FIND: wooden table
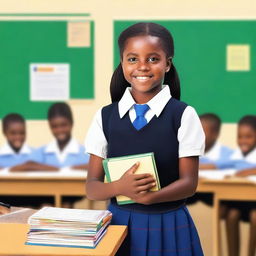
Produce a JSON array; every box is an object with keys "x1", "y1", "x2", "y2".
[
  {"x1": 1, "y1": 170, "x2": 256, "y2": 256},
  {"x1": 0, "y1": 223, "x2": 127, "y2": 256},
  {"x1": 197, "y1": 177, "x2": 256, "y2": 256},
  {"x1": 0, "y1": 170, "x2": 87, "y2": 207}
]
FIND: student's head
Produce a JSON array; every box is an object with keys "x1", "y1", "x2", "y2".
[
  {"x1": 110, "y1": 22, "x2": 180, "y2": 102},
  {"x1": 47, "y1": 103, "x2": 73, "y2": 144},
  {"x1": 237, "y1": 115, "x2": 256, "y2": 155},
  {"x1": 2, "y1": 113, "x2": 26, "y2": 151},
  {"x1": 199, "y1": 113, "x2": 221, "y2": 152}
]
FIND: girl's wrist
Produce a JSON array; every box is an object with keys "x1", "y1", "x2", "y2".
[{"x1": 112, "y1": 180, "x2": 122, "y2": 197}]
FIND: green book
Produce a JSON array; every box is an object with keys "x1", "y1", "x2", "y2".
[{"x1": 103, "y1": 152, "x2": 161, "y2": 205}]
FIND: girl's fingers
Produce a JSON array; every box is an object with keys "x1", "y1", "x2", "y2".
[
  {"x1": 135, "y1": 176, "x2": 155, "y2": 186},
  {"x1": 133, "y1": 173, "x2": 153, "y2": 180},
  {"x1": 136, "y1": 183, "x2": 156, "y2": 193},
  {"x1": 126, "y1": 162, "x2": 140, "y2": 175}
]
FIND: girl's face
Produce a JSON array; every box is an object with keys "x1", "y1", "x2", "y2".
[
  {"x1": 238, "y1": 124, "x2": 256, "y2": 155},
  {"x1": 4, "y1": 122, "x2": 26, "y2": 150},
  {"x1": 49, "y1": 116, "x2": 72, "y2": 143},
  {"x1": 121, "y1": 35, "x2": 171, "y2": 102}
]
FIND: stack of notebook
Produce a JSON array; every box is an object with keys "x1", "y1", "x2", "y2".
[{"x1": 25, "y1": 207, "x2": 112, "y2": 248}]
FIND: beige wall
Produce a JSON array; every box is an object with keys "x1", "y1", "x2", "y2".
[{"x1": 0, "y1": 0, "x2": 253, "y2": 148}]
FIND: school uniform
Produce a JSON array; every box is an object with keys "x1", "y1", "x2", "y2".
[
  {"x1": 215, "y1": 147, "x2": 256, "y2": 170},
  {"x1": 86, "y1": 85, "x2": 205, "y2": 256},
  {"x1": 219, "y1": 147, "x2": 256, "y2": 221},
  {"x1": 31, "y1": 138, "x2": 89, "y2": 168},
  {"x1": 0, "y1": 142, "x2": 34, "y2": 167},
  {"x1": 200, "y1": 142, "x2": 234, "y2": 165}
]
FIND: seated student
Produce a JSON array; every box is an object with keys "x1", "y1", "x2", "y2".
[
  {"x1": 199, "y1": 113, "x2": 234, "y2": 169},
  {"x1": 30, "y1": 102, "x2": 89, "y2": 169},
  {"x1": 187, "y1": 113, "x2": 233, "y2": 206},
  {"x1": 0, "y1": 113, "x2": 34, "y2": 168},
  {"x1": 222, "y1": 115, "x2": 256, "y2": 256},
  {"x1": 0, "y1": 113, "x2": 53, "y2": 207}
]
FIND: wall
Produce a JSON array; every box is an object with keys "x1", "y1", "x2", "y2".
[{"x1": 0, "y1": 0, "x2": 254, "y2": 147}]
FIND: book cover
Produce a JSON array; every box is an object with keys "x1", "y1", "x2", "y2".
[{"x1": 103, "y1": 152, "x2": 161, "y2": 205}]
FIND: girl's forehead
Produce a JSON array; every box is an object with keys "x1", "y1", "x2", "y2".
[{"x1": 123, "y1": 35, "x2": 164, "y2": 53}]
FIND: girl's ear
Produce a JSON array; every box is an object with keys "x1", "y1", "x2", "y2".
[{"x1": 166, "y1": 57, "x2": 172, "y2": 73}]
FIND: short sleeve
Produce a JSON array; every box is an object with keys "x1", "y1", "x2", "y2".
[
  {"x1": 29, "y1": 147, "x2": 45, "y2": 164},
  {"x1": 84, "y1": 108, "x2": 108, "y2": 159},
  {"x1": 178, "y1": 106, "x2": 205, "y2": 158}
]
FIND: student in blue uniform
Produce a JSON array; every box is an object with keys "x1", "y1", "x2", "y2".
[
  {"x1": 199, "y1": 113, "x2": 233, "y2": 168},
  {"x1": 223, "y1": 115, "x2": 256, "y2": 256},
  {"x1": 21, "y1": 102, "x2": 89, "y2": 170},
  {"x1": 0, "y1": 113, "x2": 34, "y2": 168},
  {"x1": 187, "y1": 113, "x2": 234, "y2": 207},
  {"x1": 0, "y1": 113, "x2": 50, "y2": 206},
  {"x1": 85, "y1": 22, "x2": 205, "y2": 256}
]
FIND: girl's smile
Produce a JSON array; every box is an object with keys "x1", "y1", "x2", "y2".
[
  {"x1": 121, "y1": 35, "x2": 170, "y2": 102},
  {"x1": 238, "y1": 124, "x2": 256, "y2": 155}
]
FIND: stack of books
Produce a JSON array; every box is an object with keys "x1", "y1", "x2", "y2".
[{"x1": 25, "y1": 207, "x2": 112, "y2": 248}]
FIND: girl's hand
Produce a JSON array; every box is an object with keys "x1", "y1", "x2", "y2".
[
  {"x1": 132, "y1": 191, "x2": 155, "y2": 205},
  {"x1": 235, "y1": 170, "x2": 252, "y2": 177},
  {"x1": 116, "y1": 162, "x2": 156, "y2": 199}
]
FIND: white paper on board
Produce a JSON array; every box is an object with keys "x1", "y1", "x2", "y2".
[{"x1": 30, "y1": 63, "x2": 70, "y2": 101}]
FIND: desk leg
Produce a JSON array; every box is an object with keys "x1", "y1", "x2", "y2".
[
  {"x1": 54, "y1": 195, "x2": 61, "y2": 207},
  {"x1": 213, "y1": 195, "x2": 221, "y2": 256}
]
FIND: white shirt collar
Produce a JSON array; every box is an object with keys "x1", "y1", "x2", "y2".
[
  {"x1": 118, "y1": 85, "x2": 171, "y2": 118},
  {"x1": 204, "y1": 142, "x2": 221, "y2": 160},
  {"x1": 45, "y1": 138, "x2": 80, "y2": 154},
  {"x1": 231, "y1": 147, "x2": 256, "y2": 164},
  {"x1": 0, "y1": 142, "x2": 31, "y2": 155}
]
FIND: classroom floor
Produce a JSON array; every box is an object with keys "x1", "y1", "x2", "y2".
[{"x1": 75, "y1": 199, "x2": 251, "y2": 256}]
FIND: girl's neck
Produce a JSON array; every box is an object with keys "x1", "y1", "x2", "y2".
[
  {"x1": 57, "y1": 136, "x2": 71, "y2": 152},
  {"x1": 10, "y1": 144, "x2": 21, "y2": 154},
  {"x1": 131, "y1": 87, "x2": 162, "y2": 104}
]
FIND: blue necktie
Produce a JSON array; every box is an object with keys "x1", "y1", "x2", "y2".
[{"x1": 133, "y1": 104, "x2": 150, "y2": 130}]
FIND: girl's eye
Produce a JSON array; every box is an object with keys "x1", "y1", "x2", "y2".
[
  {"x1": 127, "y1": 57, "x2": 137, "y2": 62},
  {"x1": 148, "y1": 57, "x2": 159, "y2": 62}
]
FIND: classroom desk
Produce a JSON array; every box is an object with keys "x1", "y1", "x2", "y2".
[
  {"x1": 1, "y1": 170, "x2": 256, "y2": 256},
  {"x1": 0, "y1": 223, "x2": 127, "y2": 256},
  {"x1": 0, "y1": 170, "x2": 87, "y2": 207},
  {"x1": 197, "y1": 176, "x2": 256, "y2": 256}
]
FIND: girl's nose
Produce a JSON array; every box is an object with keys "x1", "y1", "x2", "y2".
[{"x1": 137, "y1": 61, "x2": 150, "y2": 71}]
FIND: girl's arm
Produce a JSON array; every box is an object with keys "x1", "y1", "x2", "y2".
[
  {"x1": 199, "y1": 163, "x2": 217, "y2": 170},
  {"x1": 235, "y1": 168, "x2": 256, "y2": 177},
  {"x1": 10, "y1": 161, "x2": 59, "y2": 172},
  {"x1": 86, "y1": 154, "x2": 156, "y2": 201},
  {"x1": 133, "y1": 156, "x2": 199, "y2": 205},
  {"x1": 71, "y1": 163, "x2": 89, "y2": 170}
]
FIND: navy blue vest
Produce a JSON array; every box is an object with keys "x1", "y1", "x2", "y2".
[{"x1": 102, "y1": 98, "x2": 188, "y2": 212}]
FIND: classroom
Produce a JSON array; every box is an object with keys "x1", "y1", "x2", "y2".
[{"x1": 0, "y1": 0, "x2": 255, "y2": 256}]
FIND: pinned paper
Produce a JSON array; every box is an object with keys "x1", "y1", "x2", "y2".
[
  {"x1": 226, "y1": 44, "x2": 250, "y2": 71},
  {"x1": 30, "y1": 63, "x2": 70, "y2": 101},
  {"x1": 67, "y1": 21, "x2": 90, "y2": 47}
]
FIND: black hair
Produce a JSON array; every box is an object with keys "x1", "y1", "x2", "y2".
[
  {"x1": 2, "y1": 113, "x2": 25, "y2": 133},
  {"x1": 238, "y1": 115, "x2": 256, "y2": 131},
  {"x1": 47, "y1": 102, "x2": 73, "y2": 124},
  {"x1": 199, "y1": 113, "x2": 221, "y2": 134},
  {"x1": 110, "y1": 22, "x2": 180, "y2": 102}
]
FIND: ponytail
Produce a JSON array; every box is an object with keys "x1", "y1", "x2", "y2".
[
  {"x1": 164, "y1": 63, "x2": 180, "y2": 100},
  {"x1": 110, "y1": 63, "x2": 130, "y2": 102}
]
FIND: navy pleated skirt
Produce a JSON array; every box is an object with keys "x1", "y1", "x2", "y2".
[{"x1": 108, "y1": 203, "x2": 204, "y2": 256}]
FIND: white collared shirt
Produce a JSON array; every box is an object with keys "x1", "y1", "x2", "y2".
[
  {"x1": 0, "y1": 142, "x2": 32, "y2": 155},
  {"x1": 231, "y1": 147, "x2": 256, "y2": 164},
  {"x1": 85, "y1": 85, "x2": 205, "y2": 159},
  {"x1": 45, "y1": 138, "x2": 81, "y2": 163}
]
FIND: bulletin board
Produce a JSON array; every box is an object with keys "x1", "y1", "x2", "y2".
[
  {"x1": 0, "y1": 19, "x2": 94, "y2": 119},
  {"x1": 114, "y1": 20, "x2": 256, "y2": 122}
]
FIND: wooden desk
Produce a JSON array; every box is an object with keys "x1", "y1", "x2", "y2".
[
  {"x1": 197, "y1": 177, "x2": 256, "y2": 256},
  {"x1": 0, "y1": 170, "x2": 87, "y2": 207},
  {"x1": 0, "y1": 223, "x2": 127, "y2": 256}
]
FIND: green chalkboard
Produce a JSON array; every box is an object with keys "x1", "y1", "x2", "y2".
[
  {"x1": 0, "y1": 20, "x2": 94, "y2": 119},
  {"x1": 114, "y1": 20, "x2": 256, "y2": 123}
]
